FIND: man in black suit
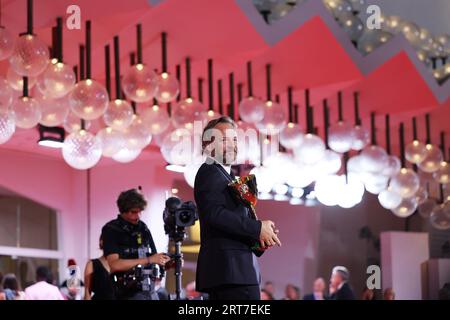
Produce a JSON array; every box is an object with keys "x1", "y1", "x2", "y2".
[
  {"x1": 194, "y1": 116, "x2": 281, "y2": 300},
  {"x1": 328, "y1": 266, "x2": 356, "y2": 300}
]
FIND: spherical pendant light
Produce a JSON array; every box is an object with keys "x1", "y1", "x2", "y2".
[
  {"x1": 418, "y1": 144, "x2": 443, "y2": 173},
  {"x1": 122, "y1": 114, "x2": 152, "y2": 151},
  {"x1": 103, "y1": 99, "x2": 134, "y2": 131},
  {"x1": 62, "y1": 129, "x2": 102, "y2": 170},
  {"x1": 171, "y1": 98, "x2": 207, "y2": 129},
  {"x1": 0, "y1": 27, "x2": 15, "y2": 60},
  {"x1": 9, "y1": 34, "x2": 49, "y2": 77},
  {"x1": 7, "y1": 67, "x2": 37, "y2": 91},
  {"x1": 96, "y1": 127, "x2": 125, "y2": 158},
  {"x1": 239, "y1": 97, "x2": 265, "y2": 124},
  {"x1": 0, "y1": 76, "x2": 13, "y2": 113},
  {"x1": 391, "y1": 197, "x2": 418, "y2": 218},
  {"x1": 0, "y1": 112, "x2": 15, "y2": 144},
  {"x1": 122, "y1": 64, "x2": 157, "y2": 103},
  {"x1": 351, "y1": 125, "x2": 370, "y2": 151},
  {"x1": 389, "y1": 168, "x2": 420, "y2": 198},
  {"x1": 328, "y1": 121, "x2": 354, "y2": 153},
  {"x1": 69, "y1": 79, "x2": 109, "y2": 121},
  {"x1": 36, "y1": 94, "x2": 69, "y2": 127},
  {"x1": 112, "y1": 146, "x2": 141, "y2": 163},
  {"x1": 37, "y1": 61, "x2": 76, "y2": 99},
  {"x1": 63, "y1": 112, "x2": 91, "y2": 133},
  {"x1": 280, "y1": 122, "x2": 304, "y2": 150},
  {"x1": 255, "y1": 100, "x2": 287, "y2": 136},
  {"x1": 294, "y1": 133, "x2": 326, "y2": 165},
  {"x1": 11, "y1": 96, "x2": 41, "y2": 129},
  {"x1": 405, "y1": 140, "x2": 428, "y2": 164},
  {"x1": 154, "y1": 72, "x2": 180, "y2": 103},
  {"x1": 140, "y1": 103, "x2": 171, "y2": 135},
  {"x1": 378, "y1": 188, "x2": 403, "y2": 210}
]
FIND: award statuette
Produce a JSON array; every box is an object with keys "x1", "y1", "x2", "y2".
[{"x1": 228, "y1": 174, "x2": 265, "y2": 252}]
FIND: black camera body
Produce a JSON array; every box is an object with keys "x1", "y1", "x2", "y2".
[{"x1": 163, "y1": 197, "x2": 198, "y2": 242}]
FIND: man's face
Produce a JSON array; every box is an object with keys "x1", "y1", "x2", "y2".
[
  {"x1": 264, "y1": 283, "x2": 274, "y2": 294},
  {"x1": 210, "y1": 122, "x2": 238, "y2": 165},
  {"x1": 121, "y1": 208, "x2": 142, "y2": 225},
  {"x1": 330, "y1": 272, "x2": 342, "y2": 288},
  {"x1": 314, "y1": 278, "x2": 325, "y2": 292}
]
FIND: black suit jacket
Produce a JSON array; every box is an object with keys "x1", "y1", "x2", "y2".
[
  {"x1": 330, "y1": 282, "x2": 356, "y2": 300},
  {"x1": 194, "y1": 160, "x2": 263, "y2": 292}
]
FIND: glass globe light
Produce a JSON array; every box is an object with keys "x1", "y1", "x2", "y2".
[
  {"x1": 429, "y1": 38, "x2": 445, "y2": 58},
  {"x1": 315, "y1": 174, "x2": 342, "y2": 206},
  {"x1": 389, "y1": 168, "x2": 420, "y2": 198},
  {"x1": 62, "y1": 129, "x2": 102, "y2": 170},
  {"x1": 96, "y1": 127, "x2": 125, "y2": 158},
  {"x1": 360, "y1": 145, "x2": 388, "y2": 173},
  {"x1": 418, "y1": 169, "x2": 434, "y2": 185},
  {"x1": 172, "y1": 98, "x2": 207, "y2": 129},
  {"x1": 263, "y1": 152, "x2": 293, "y2": 185},
  {"x1": 160, "y1": 128, "x2": 195, "y2": 165},
  {"x1": 140, "y1": 104, "x2": 171, "y2": 135},
  {"x1": 236, "y1": 121, "x2": 260, "y2": 165},
  {"x1": 152, "y1": 121, "x2": 174, "y2": 147},
  {"x1": 280, "y1": 122, "x2": 304, "y2": 149},
  {"x1": 328, "y1": 121, "x2": 354, "y2": 153},
  {"x1": 204, "y1": 109, "x2": 222, "y2": 123},
  {"x1": 382, "y1": 155, "x2": 401, "y2": 177},
  {"x1": 362, "y1": 173, "x2": 389, "y2": 195},
  {"x1": 337, "y1": 174, "x2": 365, "y2": 208},
  {"x1": 7, "y1": 67, "x2": 37, "y2": 91},
  {"x1": 0, "y1": 27, "x2": 15, "y2": 60},
  {"x1": 69, "y1": 79, "x2": 109, "y2": 120},
  {"x1": 103, "y1": 99, "x2": 134, "y2": 131},
  {"x1": 122, "y1": 114, "x2": 152, "y2": 151},
  {"x1": 9, "y1": 34, "x2": 49, "y2": 77},
  {"x1": 122, "y1": 64, "x2": 156, "y2": 103},
  {"x1": 294, "y1": 133, "x2": 326, "y2": 165},
  {"x1": 383, "y1": 15, "x2": 403, "y2": 34},
  {"x1": 348, "y1": 0, "x2": 366, "y2": 12},
  {"x1": 37, "y1": 61, "x2": 76, "y2": 99},
  {"x1": 405, "y1": 140, "x2": 428, "y2": 164},
  {"x1": 347, "y1": 154, "x2": 364, "y2": 173},
  {"x1": 63, "y1": 112, "x2": 91, "y2": 133},
  {"x1": 255, "y1": 100, "x2": 287, "y2": 136},
  {"x1": 430, "y1": 203, "x2": 450, "y2": 230},
  {"x1": 414, "y1": 186, "x2": 428, "y2": 205},
  {"x1": 238, "y1": 96, "x2": 265, "y2": 124},
  {"x1": 434, "y1": 161, "x2": 450, "y2": 184},
  {"x1": 391, "y1": 197, "x2": 418, "y2": 218},
  {"x1": 351, "y1": 125, "x2": 370, "y2": 150},
  {"x1": 112, "y1": 147, "x2": 142, "y2": 163},
  {"x1": 250, "y1": 166, "x2": 274, "y2": 194},
  {"x1": 323, "y1": 0, "x2": 352, "y2": 18},
  {"x1": 0, "y1": 76, "x2": 13, "y2": 113},
  {"x1": 0, "y1": 113, "x2": 15, "y2": 144},
  {"x1": 337, "y1": 13, "x2": 364, "y2": 41},
  {"x1": 378, "y1": 188, "x2": 403, "y2": 210},
  {"x1": 11, "y1": 96, "x2": 41, "y2": 129},
  {"x1": 418, "y1": 28, "x2": 434, "y2": 51},
  {"x1": 358, "y1": 29, "x2": 393, "y2": 54},
  {"x1": 154, "y1": 72, "x2": 180, "y2": 103},
  {"x1": 399, "y1": 21, "x2": 421, "y2": 46},
  {"x1": 286, "y1": 163, "x2": 317, "y2": 188},
  {"x1": 418, "y1": 198, "x2": 437, "y2": 219},
  {"x1": 314, "y1": 149, "x2": 342, "y2": 177},
  {"x1": 36, "y1": 94, "x2": 70, "y2": 127},
  {"x1": 418, "y1": 144, "x2": 443, "y2": 173}
]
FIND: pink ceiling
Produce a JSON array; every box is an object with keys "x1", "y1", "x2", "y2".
[{"x1": 0, "y1": 0, "x2": 449, "y2": 162}]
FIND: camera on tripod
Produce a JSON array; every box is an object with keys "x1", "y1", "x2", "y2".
[{"x1": 163, "y1": 197, "x2": 198, "y2": 242}]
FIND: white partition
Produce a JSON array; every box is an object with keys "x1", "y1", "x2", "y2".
[{"x1": 380, "y1": 231, "x2": 429, "y2": 300}]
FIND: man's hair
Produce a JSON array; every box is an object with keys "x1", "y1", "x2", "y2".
[
  {"x1": 332, "y1": 266, "x2": 350, "y2": 282},
  {"x1": 201, "y1": 116, "x2": 237, "y2": 152},
  {"x1": 2, "y1": 273, "x2": 19, "y2": 291},
  {"x1": 36, "y1": 266, "x2": 51, "y2": 282},
  {"x1": 117, "y1": 188, "x2": 147, "y2": 214}
]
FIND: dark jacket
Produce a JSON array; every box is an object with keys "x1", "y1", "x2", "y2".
[
  {"x1": 194, "y1": 161, "x2": 263, "y2": 292},
  {"x1": 330, "y1": 282, "x2": 356, "y2": 300}
]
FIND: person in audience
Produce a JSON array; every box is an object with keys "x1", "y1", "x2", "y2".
[
  {"x1": 283, "y1": 284, "x2": 301, "y2": 300},
  {"x1": 328, "y1": 266, "x2": 355, "y2": 300},
  {"x1": 263, "y1": 281, "x2": 276, "y2": 299},
  {"x1": 383, "y1": 287, "x2": 395, "y2": 300},
  {"x1": 25, "y1": 266, "x2": 64, "y2": 300},
  {"x1": 361, "y1": 287, "x2": 376, "y2": 300},
  {"x1": 2, "y1": 273, "x2": 25, "y2": 300},
  {"x1": 61, "y1": 259, "x2": 85, "y2": 300},
  {"x1": 260, "y1": 289, "x2": 274, "y2": 300},
  {"x1": 84, "y1": 235, "x2": 115, "y2": 300},
  {"x1": 0, "y1": 272, "x2": 5, "y2": 300},
  {"x1": 303, "y1": 277, "x2": 327, "y2": 300}
]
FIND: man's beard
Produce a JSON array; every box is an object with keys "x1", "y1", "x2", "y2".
[{"x1": 217, "y1": 150, "x2": 237, "y2": 165}]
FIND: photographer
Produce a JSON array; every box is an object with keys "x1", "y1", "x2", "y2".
[{"x1": 101, "y1": 188, "x2": 171, "y2": 300}]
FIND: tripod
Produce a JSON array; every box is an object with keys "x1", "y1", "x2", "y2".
[{"x1": 173, "y1": 240, "x2": 183, "y2": 300}]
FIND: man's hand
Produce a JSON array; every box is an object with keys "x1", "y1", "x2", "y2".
[
  {"x1": 259, "y1": 220, "x2": 281, "y2": 249},
  {"x1": 148, "y1": 253, "x2": 171, "y2": 266}
]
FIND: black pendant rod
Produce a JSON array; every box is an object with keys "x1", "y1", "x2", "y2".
[
  {"x1": 229, "y1": 73, "x2": 235, "y2": 120},
  {"x1": 275, "y1": 94, "x2": 280, "y2": 103},
  {"x1": 385, "y1": 114, "x2": 391, "y2": 155},
  {"x1": 323, "y1": 99, "x2": 330, "y2": 149},
  {"x1": 207, "y1": 59, "x2": 214, "y2": 110},
  {"x1": 353, "y1": 92, "x2": 361, "y2": 126},
  {"x1": 129, "y1": 52, "x2": 137, "y2": 114},
  {"x1": 73, "y1": 66, "x2": 78, "y2": 82},
  {"x1": 440, "y1": 131, "x2": 446, "y2": 161},
  {"x1": 198, "y1": 78, "x2": 203, "y2": 103},
  {"x1": 185, "y1": 58, "x2": 192, "y2": 98},
  {"x1": 85, "y1": 20, "x2": 92, "y2": 79},
  {"x1": 113, "y1": 36, "x2": 121, "y2": 100},
  {"x1": 287, "y1": 87, "x2": 293, "y2": 123},
  {"x1": 412, "y1": 117, "x2": 418, "y2": 141},
  {"x1": 294, "y1": 103, "x2": 299, "y2": 124},
  {"x1": 176, "y1": 64, "x2": 181, "y2": 102},
  {"x1": 104, "y1": 45, "x2": 111, "y2": 97},
  {"x1": 370, "y1": 112, "x2": 377, "y2": 145},
  {"x1": 79, "y1": 45, "x2": 85, "y2": 81},
  {"x1": 425, "y1": 113, "x2": 431, "y2": 144},
  {"x1": 22, "y1": 77, "x2": 28, "y2": 97},
  {"x1": 161, "y1": 32, "x2": 168, "y2": 73},
  {"x1": 51, "y1": 27, "x2": 57, "y2": 59},
  {"x1": 56, "y1": 17, "x2": 63, "y2": 62},
  {"x1": 218, "y1": 79, "x2": 223, "y2": 115},
  {"x1": 399, "y1": 122, "x2": 406, "y2": 168},
  {"x1": 136, "y1": 24, "x2": 143, "y2": 64},
  {"x1": 27, "y1": 0, "x2": 33, "y2": 35},
  {"x1": 246, "y1": 61, "x2": 253, "y2": 97},
  {"x1": 237, "y1": 83, "x2": 243, "y2": 103},
  {"x1": 338, "y1": 91, "x2": 343, "y2": 122},
  {"x1": 265, "y1": 64, "x2": 272, "y2": 102}
]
